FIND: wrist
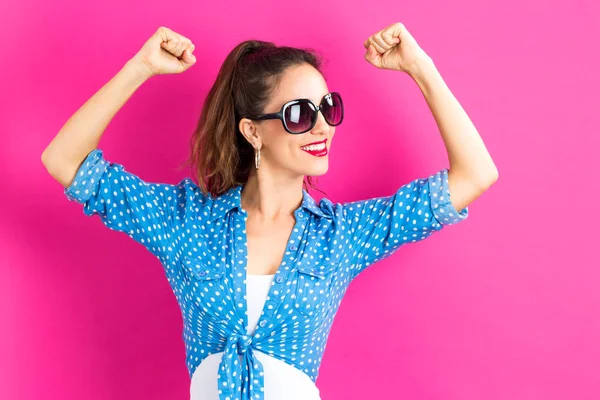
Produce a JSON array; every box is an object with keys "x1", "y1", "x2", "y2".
[
  {"x1": 408, "y1": 56, "x2": 441, "y2": 94},
  {"x1": 124, "y1": 56, "x2": 154, "y2": 84}
]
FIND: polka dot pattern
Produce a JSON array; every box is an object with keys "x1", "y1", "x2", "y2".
[{"x1": 64, "y1": 148, "x2": 469, "y2": 400}]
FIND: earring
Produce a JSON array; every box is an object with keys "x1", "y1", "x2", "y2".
[{"x1": 255, "y1": 146, "x2": 261, "y2": 169}]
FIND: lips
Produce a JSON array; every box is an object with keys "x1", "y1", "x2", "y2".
[
  {"x1": 300, "y1": 138, "x2": 328, "y2": 157},
  {"x1": 302, "y1": 147, "x2": 328, "y2": 157},
  {"x1": 300, "y1": 144, "x2": 328, "y2": 157},
  {"x1": 301, "y1": 139, "x2": 327, "y2": 147}
]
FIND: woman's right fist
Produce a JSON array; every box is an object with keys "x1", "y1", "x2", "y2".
[{"x1": 132, "y1": 26, "x2": 196, "y2": 77}]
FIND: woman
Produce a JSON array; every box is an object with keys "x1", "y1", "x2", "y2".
[{"x1": 42, "y1": 23, "x2": 497, "y2": 400}]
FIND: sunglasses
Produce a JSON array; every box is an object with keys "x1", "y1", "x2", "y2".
[{"x1": 245, "y1": 92, "x2": 344, "y2": 134}]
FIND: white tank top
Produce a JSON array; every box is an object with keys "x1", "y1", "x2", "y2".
[{"x1": 189, "y1": 273, "x2": 322, "y2": 400}]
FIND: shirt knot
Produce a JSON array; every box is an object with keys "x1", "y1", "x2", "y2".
[
  {"x1": 219, "y1": 332, "x2": 264, "y2": 400},
  {"x1": 233, "y1": 333, "x2": 253, "y2": 355}
]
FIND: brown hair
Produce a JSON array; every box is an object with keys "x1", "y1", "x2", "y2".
[{"x1": 178, "y1": 39, "x2": 328, "y2": 199}]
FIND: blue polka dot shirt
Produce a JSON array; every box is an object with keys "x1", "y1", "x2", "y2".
[{"x1": 64, "y1": 148, "x2": 469, "y2": 400}]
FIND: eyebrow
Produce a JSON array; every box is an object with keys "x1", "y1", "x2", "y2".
[{"x1": 289, "y1": 92, "x2": 331, "y2": 105}]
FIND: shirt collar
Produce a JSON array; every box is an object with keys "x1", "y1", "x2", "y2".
[{"x1": 208, "y1": 184, "x2": 331, "y2": 222}]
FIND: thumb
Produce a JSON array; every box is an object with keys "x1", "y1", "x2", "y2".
[
  {"x1": 186, "y1": 49, "x2": 196, "y2": 62},
  {"x1": 182, "y1": 49, "x2": 197, "y2": 67}
]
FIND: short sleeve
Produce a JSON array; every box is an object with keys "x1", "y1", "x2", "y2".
[
  {"x1": 341, "y1": 168, "x2": 469, "y2": 280},
  {"x1": 64, "y1": 148, "x2": 186, "y2": 258}
]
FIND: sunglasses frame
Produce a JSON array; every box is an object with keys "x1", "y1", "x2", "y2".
[{"x1": 245, "y1": 92, "x2": 344, "y2": 134}]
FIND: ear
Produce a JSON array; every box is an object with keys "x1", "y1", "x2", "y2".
[{"x1": 238, "y1": 118, "x2": 262, "y2": 148}]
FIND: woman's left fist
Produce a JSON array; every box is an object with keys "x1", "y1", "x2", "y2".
[{"x1": 363, "y1": 22, "x2": 430, "y2": 74}]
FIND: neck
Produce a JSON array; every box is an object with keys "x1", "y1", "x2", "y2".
[{"x1": 241, "y1": 170, "x2": 305, "y2": 222}]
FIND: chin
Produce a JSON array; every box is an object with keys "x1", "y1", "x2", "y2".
[{"x1": 302, "y1": 165, "x2": 329, "y2": 177}]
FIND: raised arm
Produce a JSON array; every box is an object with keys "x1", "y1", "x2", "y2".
[
  {"x1": 41, "y1": 26, "x2": 199, "y2": 261},
  {"x1": 41, "y1": 26, "x2": 196, "y2": 184},
  {"x1": 41, "y1": 59, "x2": 150, "y2": 186}
]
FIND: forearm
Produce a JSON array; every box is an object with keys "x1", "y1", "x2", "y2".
[
  {"x1": 42, "y1": 58, "x2": 151, "y2": 183},
  {"x1": 409, "y1": 58, "x2": 498, "y2": 186}
]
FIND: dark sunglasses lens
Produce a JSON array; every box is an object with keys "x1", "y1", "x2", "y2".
[
  {"x1": 283, "y1": 94, "x2": 344, "y2": 133},
  {"x1": 284, "y1": 102, "x2": 316, "y2": 133},
  {"x1": 322, "y1": 93, "x2": 343, "y2": 125}
]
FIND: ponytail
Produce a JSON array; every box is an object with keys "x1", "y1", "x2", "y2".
[{"x1": 178, "y1": 39, "x2": 325, "y2": 198}]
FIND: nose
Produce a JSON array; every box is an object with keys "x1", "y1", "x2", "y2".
[{"x1": 311, "y1": 109, "x2": 330, "y2": 133}]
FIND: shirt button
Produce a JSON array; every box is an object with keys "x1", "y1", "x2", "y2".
[
  {"x1": 198, "y1": 271, "x2": 207, "y2": 276},
  {"x1": 298, "y1": 211, "x2": 304, "y2": 218},
  {"x1": 259, "y1": 320, "x2": 267, "y2": 327},
  {"x1": 289, "y1": 245, "x2": 297, "y2": 251},
  {"x1": 275, "y1": 276, "x2": 284, "y2": 283}
]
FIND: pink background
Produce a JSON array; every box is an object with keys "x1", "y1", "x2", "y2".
[{"x1": 1, "y1": 0, "x2": 598, "y2": 399}]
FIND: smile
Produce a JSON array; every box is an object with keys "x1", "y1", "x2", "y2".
[{"x1": 300, "y1": 140, "x2": 328, "y2": 157}]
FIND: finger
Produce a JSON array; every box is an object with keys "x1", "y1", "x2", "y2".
[
  {"x1": 366, "y1": 45, "x2": 381, "y2": 67},
  {"x1": 161, "y1": 33, "x2": 192, "y2": 58},
  {"x1": 375, "y1": 32, "x2": 396, "y2": 51},
  {"x1": 369, "y1": 36, "x2": 387, "y2": 54},
  {"x1": 364, "y1": 36, "x2": 379, "y2": 50},
  {"x1": 157, "y1": 26, "x2": 178, "y2": 45},
  {"x1": 160, "y1": 35, "x2": 180, "y2": 54},
  {"x1": 158, "y1": 26, "x2": 191, "y2": 58},
  {"x1": 173, "y1": 36, "x2": 191, "y2": 58},
  {"x1": 365, "y1": 44, "x2": 377, "y2": 62},
  {"x1": 179, "y1": 36, "x2": 195, "y2": 57},
  {"x1": 172, "y1": 37, "x2": 189, "y2": 57},
  {"x1": 381, "y1": 31, "x2": 399, "y2": 47},
  {"x1": 186, "y1": 43, "x2": 195, "y2": 58}
]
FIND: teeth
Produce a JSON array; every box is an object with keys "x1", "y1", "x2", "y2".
[{"x1": 301, "y1": 143, "x2": 326, "y2": 151}]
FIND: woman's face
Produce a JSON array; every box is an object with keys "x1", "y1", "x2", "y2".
[{"x1": 240, "y1": 63, "x2": 336, "y2": 180}]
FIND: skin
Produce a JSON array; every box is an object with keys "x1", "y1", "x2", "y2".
[
  {"x1": 41, "y1": 26, "x2": 197, "y2": 187},
  {"x1": 237, "y1": 63, "x2": 335, "y2": 275},
  {"x1": 43, "y1": 24, "x2": 497, "y2": 276},
  {"x1": 41, "y1": 25, "x2": 331, "y2": 276}
]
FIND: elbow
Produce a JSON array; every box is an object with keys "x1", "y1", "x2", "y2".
[
  {"x1": 41, "y1": 150, "x2": 75, "y2": 189},
  {"x1": 41, "y1": 149, "x2": 53, "y2": 173},
  {"x1": 41, "y1": 146, "x2": 59, "y2": 171},
  {"x1": 451, "y1": 165, "x2": 499, "y2": 192},
  {"x1": 478, "y1": 168, "x2": 499, "y2": 190},
  {"x1": 41, "y1": 149, "x2": 59, "y2": 176},
  {"x1": 488, "y1": 166, "x2": 499, "y2": 183}
]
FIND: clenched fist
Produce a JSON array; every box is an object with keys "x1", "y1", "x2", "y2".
[
  {"x1": 363, "y1": 22, "x2": 430, "y2": 75},
  {"x1": 131, "y1": 26, "x2": 196, "y2": 78}
]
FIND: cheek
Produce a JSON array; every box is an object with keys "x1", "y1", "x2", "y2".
[{"x1": 265, "y1": 140, "x2": 301, "y2": 161}]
